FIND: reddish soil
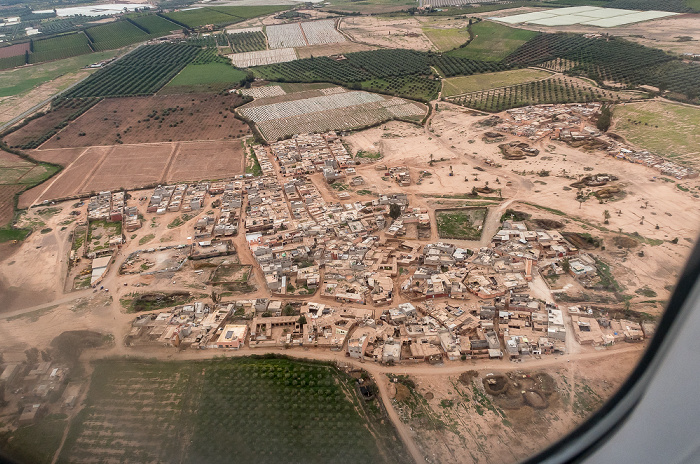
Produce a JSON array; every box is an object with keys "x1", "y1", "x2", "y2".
[
  {"x1": 23, "y1": 147, "x2": 86, "y2": 167},
  {"x1": 0, "y1": 184, "x2": 24, "y2": 225},
  {"x1": 165, "y1": 140, "x2": 245, "y2": 182},
  {"x1": 19, "y1": 140, "x2": 245, "y2": 206},
  {"x1": 42, "y1": 93, "x2": 251, "y2": 148},
  {"x1": 3, "y1": 105, "x2": 77, "y2": 148},
  {"x1": 0, "y1": 42, "x2": 30, "y2": 59}
]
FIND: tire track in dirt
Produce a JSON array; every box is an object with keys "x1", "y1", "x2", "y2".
[
  {"x1": 160, "y1": 142, "x2": 181, "y2": 183},
  {"x1": 30, "y1": 146, "x2": 92, "y2": 207}
]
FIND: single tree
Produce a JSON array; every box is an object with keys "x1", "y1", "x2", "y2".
[
  {"x1": 389, "y1": 203, "x2": 401, "y2": 220},
  {"x1": 562, "y1": 258, "x2": 571, "y2": 274}
]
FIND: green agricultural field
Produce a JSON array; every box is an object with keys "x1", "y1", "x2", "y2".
[
  {"x1": 324, "y1": 0, "x2": 415, "y2": 13},
  {"x1": 229, "y1": 30, "x2": 267, "y2": 53},
  {"x1": 0, "y1": 162, "x2": 59, "y2": 185},
  {"x1": 54, "y1": 357, "x2": 409, "y2": 464},
  {"x1": 442, "y1": 68, "x2": 552, "y2": 97},
  {"x1": 0, "y1": 51, "x2": 119, "y2": 98},
  {"x1": 422, "y1": 25, "x2": 470, "y2": 52},
  {"x1": 0, "y1": 55, "x2": 26, "y2": 71},
  {"x1": 613, "y1": 101, "x2": 700, "y2": 166},
  {"x1": 447, "y1": 21, "x2": 538, "y2": 61},
  {"x1": 164, "y1": 62, "x2": 250, "y2": 93},
  {"x1": 359, "y1": 75, "x2": 441, "y2": 102},
  {"x1": 86, "y1": 20, "x2": 150, "y2": 51},
  {"x1": 436, "y1": 207, "x2": 488, "y2": 240},
  {"x1": 128, "y1": 14, "x2": 181, "y2": 37},
  {"x1": 162, "y1": 6, "x2": 288, "y2": 30},
  {"x1": 64, "y1": 44, "x2": 200, "y2": 98},
  {"x1": 448, "y1": 76, "x2": 611, "y2": 112},
  {"x1": 29, "y1": 32, "x2": 94, "y2": 63},
  {"x1": 209, "y1": 5, "x2": 290, "y2": 19},
  {"x1": 0, "y1": 414, "x2": 67, "y2": 464}
]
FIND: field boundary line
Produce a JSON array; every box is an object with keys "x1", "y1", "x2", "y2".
[
  {"x1": 13, "y1": 165, "x2": 38, "y2": 184},
  {"x1": 37, "y1": 97, "x2": 104, "y2": 150},
  {"x1": 37, "y1": 136, "x2": 250, "y2": 151},
  {"x1": 75, "y1": 146, "x2": 113, "y2": 195},
  {"x1": 297, "y1": 22, "x2": 310, "y2": 46},
  {"x1": 30, "y1": 147, "x2": 92, "y2": 207}
]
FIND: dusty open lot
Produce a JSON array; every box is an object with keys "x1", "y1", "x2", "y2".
[
  {"x1": 392, "y1": 347, "x2": 642, "y2": 464},
  {"x1": 340, "y1": 16, "x2": 436, "y2": 51},
  {"x1": 294, "y1": 41, "x2": 377, "y2": 59},
  {"x1": 39, "y1": 93, "x2": 250, "y2": 148},
  {"x1": 18, "y1": 140, "x2": 245, "y2": 206}
]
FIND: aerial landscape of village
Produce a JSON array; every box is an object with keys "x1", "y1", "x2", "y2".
[{"x1": 0, "y1": 0, "x2": 698, "y2": 462}]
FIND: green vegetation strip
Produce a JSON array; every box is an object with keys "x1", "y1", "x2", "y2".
[
  {"x1": 436, "y1": 208, "x2": 487, "y2": 240},
  {"x1": 447, "y1": 21, "x2": 538, "y2": 62}
]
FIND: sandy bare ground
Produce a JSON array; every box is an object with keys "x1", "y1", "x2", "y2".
[
  {"x1": 398, "y1": 347, "x2": 642, "y2": 464},
  {"x1": 226, "y1": 8, "x2": 336, "y2": 29},
  {"x1": 295, "y1": 41, "x2": 376, "y2": 59},
  {"x1": 0, "y1": 93, "x2": 694, "y2": 464},
  {"x1": 343, "y1": 104, "x2": 699, "y2": 305},
  {"x1": 340, "y1": 16, "x2": 436, "y2": 51},
  {"x1": 18, "y1": 140, "x2": 246, "y2": 207}
]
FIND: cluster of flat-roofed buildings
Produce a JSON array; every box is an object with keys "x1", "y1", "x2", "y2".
[
  {"x1": 87, "y1": 190, "x2": 125, "y2": 223},
  {"x1": 147, "y1": 182, "x2": 211, "y2": 214},
  {"x1": 245, "y1": 135, "x2": 426, "y2": 298},
  {"x1": 114, "y1": 128, "x2": 654, "y2": 364},
  {"x1": 607, "y1": 146, "x2": 697, "y2": 179},
  {"x1": 496, "y1": 103, "x2": 603, "y2": 141},
  {"x1": 0, "y1": 361, "x2": 72, "y2": 426},
  {"x1": 128, "y1": 207, "x2": 651, "y2": 362},
  {"x1": 493, "y1": 103, "x2": 696, "y2": 179},
  {"x1": 270, "y1": 132, "x2": 352, "y2": 178}
]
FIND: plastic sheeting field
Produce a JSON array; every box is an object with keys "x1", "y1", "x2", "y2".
[
  {"x1": 238, "y1": 88, "x2": 425, "y2": 140},
  {"x1": 228, "y1": 48, "x2": 297, "y2": 67},
  {"x1": 492, "y1": 6, "x2": 677, "y2": 28},
  {"x1": 266, "y1": 19, "x2": 346, "y2": 49}
]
